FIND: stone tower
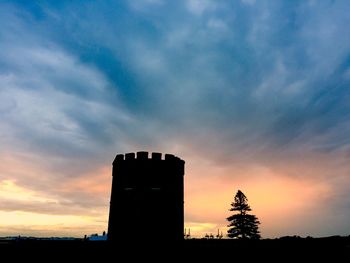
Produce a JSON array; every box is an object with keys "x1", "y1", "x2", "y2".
[{"x1": 107, "y1": 151, "x2": 185, "y2": 242}]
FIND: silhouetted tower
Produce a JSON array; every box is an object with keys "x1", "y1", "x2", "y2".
[{"x1": 107, "y1": 151, "x2": 185, "y2": 242}]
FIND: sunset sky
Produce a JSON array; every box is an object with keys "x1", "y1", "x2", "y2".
[{"x1": 0, "y1": 0, "x2": 350, "y2": 238}]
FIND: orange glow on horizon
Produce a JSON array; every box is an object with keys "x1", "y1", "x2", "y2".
[
  {"x1": 185, "y1": 159, "x2": 332, "y2": 238},
  {"x1": 0, "y1": 153, "x2": 110, "y2": 237},
  {"x1": 0, "y1": 151, "x2": 338, "y2": 238},
  {"x1": 58, "y1": 166, "x2": 112, "y2": 194}
]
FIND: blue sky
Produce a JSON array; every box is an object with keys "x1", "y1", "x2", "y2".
[{"x1": 0, "y1": 0, "x2": 350, "y2": 237}]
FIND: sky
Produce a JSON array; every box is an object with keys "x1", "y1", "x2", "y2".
[{"x1": 0, "y1": 0, "x2": 350, "y2": 238}]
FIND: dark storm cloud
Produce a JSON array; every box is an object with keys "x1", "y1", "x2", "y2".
[{"x1": 1, "y1": 0, "x2": 349, "y2": 169}]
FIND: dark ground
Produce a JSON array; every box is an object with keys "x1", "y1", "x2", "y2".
[{"x1": 1, "y1": 236, "x2": 350, "y2": 261}]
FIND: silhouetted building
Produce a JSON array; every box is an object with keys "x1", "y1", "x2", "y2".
[{"x1": 107, "y1": 151, "x2": 185, "y2": 242}]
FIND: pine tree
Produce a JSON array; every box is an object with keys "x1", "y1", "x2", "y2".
[{"x1": 227, "y1": 190, "x2": 261, "y2": 239}]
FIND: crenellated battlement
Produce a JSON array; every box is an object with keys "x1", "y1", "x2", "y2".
[{"x1": 113, "y1": 151, "x2": 184, "y2": 164}]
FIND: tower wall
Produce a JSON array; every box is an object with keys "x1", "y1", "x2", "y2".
[{"x1": 107, "y1": 151, "x2": 185, "y2": 242}]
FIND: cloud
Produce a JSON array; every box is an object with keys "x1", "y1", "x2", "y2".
[
  {"x1": 241, "y1": 0, "x2": 256, "y2": 5},
  {"x1": 186, "y1": 0, "x2": 218, "y2": 16}
]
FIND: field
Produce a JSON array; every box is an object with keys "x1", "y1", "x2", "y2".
[{"x1": 1, "y1": 236, "x2": 349, "y2": 260}]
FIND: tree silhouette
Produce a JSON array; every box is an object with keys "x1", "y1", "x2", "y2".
[{"x1": 227, "y1": 190, "x2": 261, "y2": 239}]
